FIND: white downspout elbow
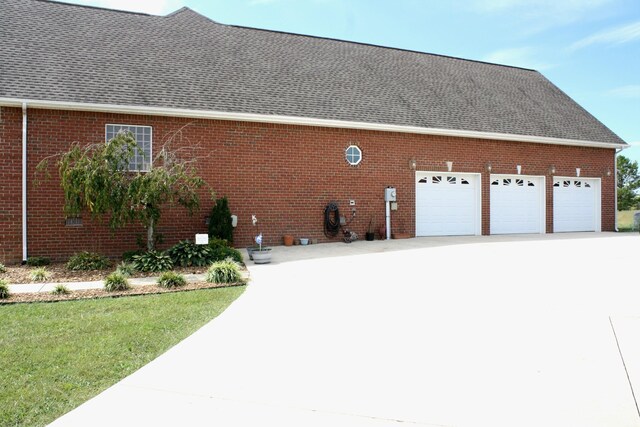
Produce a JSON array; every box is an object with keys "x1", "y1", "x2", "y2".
[{"x1": 22, "y1": 102, "x2": 28, "y2": 262}]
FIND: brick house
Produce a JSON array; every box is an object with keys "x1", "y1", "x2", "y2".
[{"x1": 0, "y1": 0, "x2": 628, "y2": 264}]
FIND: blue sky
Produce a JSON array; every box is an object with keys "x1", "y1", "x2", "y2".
[{"x1": 65, "y1": 0, "x2": 639, "y2": 162}]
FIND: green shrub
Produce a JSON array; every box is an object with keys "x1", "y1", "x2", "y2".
[
  {"x1": 206, "y1": 259, "x2": 243, "y2": 284},
  {"x1": 132, "y1": 251, "x2": 174, "y2": 272},
  {"x1": 51, "y1": 284, "x2": 70, "y2": 295},
  {"x1": 208, "y1": 197, "x2": 234, "y2": 243},
  {"x1": 115, "y1": 261, "x2": 135, "y2": 277},
  {"x1": 26, "y1": 256, "x2": 50, "y2": 267},
  {"x1": 66, "y1": 251, "x2": 111, "y2": 271},
  {"x1": 104, "y1": 272, "x2": 130, "y2": 292},
  {"x1": 30, "y1": 267, "x2": 50, "y2": 282},
  {"x1": 208, "y1": 240, "x2": 243, "y2": 264},
  {"x1": 0, "y1": 263, "x2": 6, "y2": 273},
  {"x1": 0, "y1": 279, "x2": 9, "y2": 299},
  {"x1": 157, "y1": 271, "x2": 187, "y2": 288},
  {"x1": 167, "y1": 240, "x2": 214, "y2": 267},
  {"x1": 209, "y1": 237, "x2": 231, "y2": 248},
  {"x1": 122, "y1": 250, "x2": 144, "y2": 262}
]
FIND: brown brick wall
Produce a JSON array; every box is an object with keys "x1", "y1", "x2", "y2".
[
  {"x1": 0, "y1": 107, "x2": 617, "y2": 264},
  {"x1": 0, "y1": 107, "x2": 24, "y2": 263}
]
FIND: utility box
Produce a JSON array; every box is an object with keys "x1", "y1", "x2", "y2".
[{"x1": 385, "y1": 187, "x2": 397, "y2": 202}]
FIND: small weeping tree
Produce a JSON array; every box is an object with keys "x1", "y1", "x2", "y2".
[{"x1": 36, "y1": 129, "x2": 210, "y2": 251}]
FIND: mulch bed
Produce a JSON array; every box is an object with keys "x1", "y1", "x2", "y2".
[
  {"x1": 0, "y1": 281, "x2": 245, "y2": 305},
  {"x1": 1, "y1": 263, "x2": 210, "y2": 285}
]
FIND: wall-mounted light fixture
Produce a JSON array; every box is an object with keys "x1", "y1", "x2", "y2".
[
  {"x1": 606, "y1": 168, "x2": 612, "y2": 177},
  {"x1": 576, "y1": 168, "x2": 581, "y2": 177},
  {"x1": 516, "y1": 165, "x2": 522, "y2": 175},
  {"x1": 446, "y1": 161, "x2": 453, "y2": 172},
  {"x1": 409, "y1": 158, "x2": 417, "y2": 170},
  {"x1": 549, "y1": 165, "x2": 556, "y2": 175},
  {"x1": 485, "y1": 162, "x2": 492, "y2": 173}
]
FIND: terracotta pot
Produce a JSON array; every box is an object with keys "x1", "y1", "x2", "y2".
[
  {"x1": 392, "y1": 232, "x2": 411, "y2": 239},
  {"x1": 283, "y1": 235, "x2": 294, "y2": 246}
]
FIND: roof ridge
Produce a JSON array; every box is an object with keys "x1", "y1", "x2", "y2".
[
  {"x1": 227, "y1": 24, "x2": 538, "y2": 73},
  {"x1": 165, "y1": 6, "x2": 221, "y2": 24},
  {"x1": 165, "y1": 6, "x2": 191, "y2": 17},
  {"x1": 34, "y1": 0, "x2": 154, "y2": 16},
  {"x1": 36, "y1": 0, "x2": 534, "y2": 72}
]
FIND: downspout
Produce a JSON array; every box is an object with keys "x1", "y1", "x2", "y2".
[
  {"x1": 22, "y1": 102, "x2": 27, "y2": 262},
  {"x1": 615, "y1": 148, "x2": 622, "y2": 232}
]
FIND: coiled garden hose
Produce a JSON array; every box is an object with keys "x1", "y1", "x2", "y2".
[{"x1": 324, "y1": 202, "x2": 341, "y2": 238}]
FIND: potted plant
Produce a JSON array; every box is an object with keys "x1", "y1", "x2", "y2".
[
  {"x1": 250, "y1": 215, "x2": 272, "y2": 264},
  {"x1": 391, "y1": 219, "x2": 411, "y2": 239},
  {"x1": 365, "y1": 217, "x2": 375, "y2": 241}
]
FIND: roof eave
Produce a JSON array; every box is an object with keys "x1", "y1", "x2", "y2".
[{"x1": 0, "y1": 97, "x2": 628, "y2": 150}]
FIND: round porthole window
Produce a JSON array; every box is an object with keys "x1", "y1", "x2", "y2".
[{"x1": 345, "y1": 145, "x2": 362, "y2": 166}]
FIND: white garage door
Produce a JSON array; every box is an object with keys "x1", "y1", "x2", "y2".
[
  {"x1": 415, "y1": 172, "x2": 481, "y2": 236},
  {"x1": 553, "y1": 178, "x2": 601, "y2": 232},
  {"x1": 490, "y1": 175, "x2": 545, "y2": 234}
]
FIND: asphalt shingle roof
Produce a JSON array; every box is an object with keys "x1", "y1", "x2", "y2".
[{"x1": 0, "y1": 0, "x2": 627, "y2": 146}]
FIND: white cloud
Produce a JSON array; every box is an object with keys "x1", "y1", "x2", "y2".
[
  {"x1": 473, "y1": 0, "x2": 613, "y2": 32},
  {"x1": 571, "y1": 21, "x2": 640, "y2": 50},
  {"x1": 475, "y1": 0, "x2": 610, "y2": 12},
  {"x1": 482, "y1": 47, "x2": 552, "y2": 70},
  {"x1": 607, "y1": 85, "x2": 640, "y2": 99},
  {"x1": 62, "y1": 0, "x2": 182, "y2": 15}
]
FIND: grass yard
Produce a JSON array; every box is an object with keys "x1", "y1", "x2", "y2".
[
  {"x1": 0, "y1": 286, "x2": 245, "y2": 426},
  {"x1": 617, "y1": 209, "x2": 640, "y2": 230}
]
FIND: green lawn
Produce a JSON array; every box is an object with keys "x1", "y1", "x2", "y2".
[
  {"x1": 0, "y1": 287, "x2": 245, "y2": 426},
  {"x1": 618, "y1": 209, "x2": 640, "y2": 230}
]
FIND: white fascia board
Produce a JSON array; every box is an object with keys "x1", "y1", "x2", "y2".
[{"x1": 0, "y1": 97, "x2": 628, "y2": 150}]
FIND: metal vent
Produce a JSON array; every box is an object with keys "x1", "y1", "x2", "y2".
[{"x1": 65, "y1": 217, "x2": 82, "y2": 227}]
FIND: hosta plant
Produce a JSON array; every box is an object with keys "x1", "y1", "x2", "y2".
[
  {"x1": 66, "y1": 251, "x2": 111, "y2": 271},
  {"x1": 26, "y1": 256, "x2": 50, "y2": 267},
  {"x1": 115, "y1": 261, "x2": 135, "y2": 277},
  {"x1": 132, "y1": 251, "x2": 173, "y2": 272},
  {"x1": 167, "y1": 240, "x2": 213, "y2": 267}
]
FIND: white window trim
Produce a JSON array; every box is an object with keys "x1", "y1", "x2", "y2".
[
  {"x1": 105, "y1": 123, "x2": 153, "y2": 172},
  {"x1": 345, "y1": 145, "x2": 362, "y2": 166}
]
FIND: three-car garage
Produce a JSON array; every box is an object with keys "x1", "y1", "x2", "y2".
[{"x1": 415, "y1": 172, "x2": 601, "y2": 236}]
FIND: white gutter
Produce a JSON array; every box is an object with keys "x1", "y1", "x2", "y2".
[
  {"x1": 21, "y1": 102, "x2": 27, "y2": 262},
  {"x1": 0, "y1": 97, "x2": 629, "y2": 150}
]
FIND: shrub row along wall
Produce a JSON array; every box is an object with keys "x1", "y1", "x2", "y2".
[{"x1": 0, "y1": 107, "x2": 616, "y2": 263}]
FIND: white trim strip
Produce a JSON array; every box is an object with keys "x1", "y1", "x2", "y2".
[{"x1": 0, "y1": 97, "x2": 628, "y2": 150}]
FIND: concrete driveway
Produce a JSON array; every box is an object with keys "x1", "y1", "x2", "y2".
[{"x1": 50, "y1": 233, "x2": 640, "y2": 426}]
